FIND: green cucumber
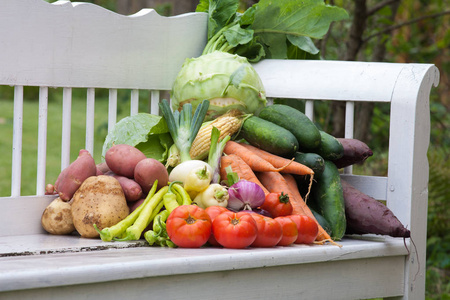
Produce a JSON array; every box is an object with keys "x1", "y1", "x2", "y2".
[
  {"x1": 311, "y1": 160, "x2": 346, "y2": 240},
  {"x1": 258, "y1": 104, "x2": 321, "y2": 152},
  {"x1": 310, "y1": 208, "x2": 332, "y2": 236},
  {"x1": 240, "y1": 116, "x2": 299, "y2": 157},
  {"x1": 294, "y1": 152, "x2": 325, "y2": 176},
  {"x1": 314, "y1": 130, "x2": 344, "y2": 160}
]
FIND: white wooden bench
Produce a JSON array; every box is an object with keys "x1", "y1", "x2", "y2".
[{"x1": 0, "y1": 0, "x2": 440, "y2": 299}]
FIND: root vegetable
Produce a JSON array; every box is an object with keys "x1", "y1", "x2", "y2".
[
  {"x1": 71, "y1": 175, "x2": 130, "y2": 238},
  {"x1": 333, "y1": 138, "x2": 373, "y2": 169},
  {"x1": 341, "y1": 179, "x2": 410, "y2": 238},
  {"x1": 105, "y1": 144, "x2": 146, "y2": 178},
  {"x1": 41, "y1": 197, "x2": 75, "y2": 235},
  {"x1": 54, "y1": 149, "x2": 97, "y2": 201},
  {"x1": 134, "y1": 158, "x2": 169, "y2": 194},
  {"x1": 112, "y1": 175, "x2": 143, "y2": 202},
  {"x1": 96, "y1": 162, "x2": 111, "y2": 174}
]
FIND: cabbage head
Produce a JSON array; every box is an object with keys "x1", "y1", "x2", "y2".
[{"x1": 171, "y1": 51, "x2": 266, "y2": 120}]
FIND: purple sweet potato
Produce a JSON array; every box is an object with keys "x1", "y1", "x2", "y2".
[
  {"x1": 333, "y1": 138, "x2": 373, "y2": 169},
  {"x1": 105, "y1": 144, "x2": 146, "y2": 178},
  {"x1": 134, "y1": 158, "x2": 169, "y2": 194},
  {"x1": 341, "y1": 179, "x2": 410, "y2": 238},
  {"x1": 54, "y1": 149, "x2": 97, "y2": 201},
  {"x1": 112, "y1": 175, "x2": 143, "y2": 202}
]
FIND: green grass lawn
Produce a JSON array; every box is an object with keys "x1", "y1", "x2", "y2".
[{"x1": 0, "y1": 92, "x2": 131, "y2": 197}]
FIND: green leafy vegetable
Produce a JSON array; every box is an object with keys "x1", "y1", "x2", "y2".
[
  {"x1": 171, "y1": 0, "x2": 348, "y2": 116},
  {"x1": 102, "y1": 113, "x2": 172, "y2": 163},
  {"x1": 197, "y1": 0, "x2": 349, "y2": 61}
]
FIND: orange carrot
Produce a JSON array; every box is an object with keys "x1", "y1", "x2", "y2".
[
  {"x1": 224, "y1": 141, "x2": 292, "y2": 172},
  {"x1": 257, "y1": 171, "x2": 336, "y2": 244},
  {"x1": 220, "y1": 154, "x2": 270, "y2": 195},
  {"x1": 238, "y1": 143, "x2": 314, "y2": 176}
]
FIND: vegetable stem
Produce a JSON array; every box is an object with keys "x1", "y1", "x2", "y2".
[
  {"x1": 114, "y1": 186, "x2": 169, "y2": 241},
  {"x1": 159, "y1": 99, "x2": 210, "y2": 163},
  {"x1": 93, "y1": 181, "x2": 159, "y2": 242}
]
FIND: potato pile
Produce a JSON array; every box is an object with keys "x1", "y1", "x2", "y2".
[{"x1": 41, "y1": 145, "x2": 169, "y2": 238}]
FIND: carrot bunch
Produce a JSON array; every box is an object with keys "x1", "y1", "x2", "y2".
[{"x1": 220, "y1": 141, "x2": 337, "y2": 245}]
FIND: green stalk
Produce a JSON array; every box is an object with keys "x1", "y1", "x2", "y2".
[
  {"x1": 159, "y1": 99, "x2": 210, "y2": 162},
  {"x1": 202, "y1": 25, "x2": 230, "y2": 55},
  {"x1": 114, "y1": 186, "x2": 169, "y2": 241},
  {"x1": 207, "y1": 126, "x2": 231, "y2": 184}
]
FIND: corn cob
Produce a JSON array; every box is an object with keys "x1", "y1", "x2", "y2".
[{"x1": 190, "y1": 110, "x2": 245, "y2": 160}]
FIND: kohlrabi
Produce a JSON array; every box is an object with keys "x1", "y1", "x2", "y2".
[
  {"x1": 171, "y1": 51, "x2": 267, "y2": 120},
  {"x1": 170, "y1": 0, "x2": 348, "y2": 117}
]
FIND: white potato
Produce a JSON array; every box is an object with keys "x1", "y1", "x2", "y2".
[{"x1": 71, "y1": 175, "x2": 129, "y2": 238}]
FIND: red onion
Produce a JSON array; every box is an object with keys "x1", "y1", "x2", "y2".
[{"x1": 227, "y1": 180, "x2": 266, "y2": 212}]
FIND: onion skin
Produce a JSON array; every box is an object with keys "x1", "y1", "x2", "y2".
[{"x1": 227, "y1": 180, "x2": 266, "y2": 212}]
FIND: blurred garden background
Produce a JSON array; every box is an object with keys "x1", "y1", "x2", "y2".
[{"x1": 0, "y1": 0, "x2": 448, "y2": 298}]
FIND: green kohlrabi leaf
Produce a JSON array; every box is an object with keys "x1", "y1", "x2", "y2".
[
  {"x1": 223, "y1": 24, "x2": 254, "y2": 48},
  {"x1": 196, "y1": 0, "x2": 240, "y2": 39},
  {"x1": 287, "y1": 35, "x2": 320, "y2": 55},
  {"x1": 287, "y1": 41, "x2": 321, "y2": 60},
  {"x1": 101, "y1": 113, "x2": 173, "y2": 163},
  {"x1": 250, "y1": 0, "x2": 349, "y2": 58},
  {"x1": 238, "y1": 5, "x2": 256, "y2": 26}
]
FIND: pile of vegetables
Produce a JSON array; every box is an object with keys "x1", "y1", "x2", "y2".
[{"x1": 40, "y1": 0, "x2": 411, "y2": 250}]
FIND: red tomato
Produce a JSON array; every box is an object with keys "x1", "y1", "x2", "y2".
[
  {"x1": 261, "y1": 192, "x2": 293, "y2": 218},
  {"x1": 212, "y1": 211, "x2": 258, "y2": 249},
  {"x1": 250, "y1": 214, "x2": 283, "y2": 247},
  {"x1": 287, "y1": 214, "x2": 319, "y2": 244},
  {"x1": 205, "y1": 206, "x2": 229, "y2": 246},
  {"x1": 274, "y1": 216, "x2": 298, "y2": 246},
  {"x1": 166, "y1": 205, "x2": 212, "y2": 248}
]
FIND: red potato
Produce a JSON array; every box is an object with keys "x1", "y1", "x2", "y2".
[
  {"x1": 112, "y1": 175, "x2": 143, "y2": 202},
  {"x1": 105, "y1": 144, "x2": 147, "y2": 178},
  {"x1": 96, "y1": 162, "x2": 111, "y2": 174},
  {"x1": 333, "y1": 138, "x2": 373, "y2": 169},
  {"x1": 128, "y1": 197, "x2": 145, "y2": 213},
  {"x1": 54, "y1": 149, "x2": 97, "y2": 201},
  {"x1": 341, "y1": 179, "x2": 410, "y2": 238},
  {"x1": 45, "y1": 183, "x2": 57, "y2": 195},
  {"x1": 134, "y1": 158, "x2": 169, "y2": 194}
]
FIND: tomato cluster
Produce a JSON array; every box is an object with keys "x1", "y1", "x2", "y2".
[{"x1": 166, "y1": 204, "x2": 319, "y2": 249}]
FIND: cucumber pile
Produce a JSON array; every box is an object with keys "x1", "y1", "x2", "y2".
[{"x1": 239, "y1": 104, "x2": 346, "y2": 240}]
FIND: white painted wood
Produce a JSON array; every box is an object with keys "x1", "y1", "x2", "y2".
[
  {"x1": 386, "y1": 64, "x2": 439, "y2": 299},
  {"x1": 85, "y1": 88, "x2": 95, "y2": 155},
  {"x1": 344, "y1": 101, "x2": 354, "y2": 174},
  {"x1": 0, "y1": 254, "x2": 406, "y2": 300},
  {"x1": 0, "y1": 0, "x2": 207, "y2": 90},
  {"x1": 305, "y1": 99, "x2": 314, "y2": 120},
  {"x1": 61, "y1": 87, "x2": 72, "y2": 170},
  {"x1": 340, "y1": 174, "x2": 388, "y2": 200},
  {"x1": 36, "y1": 87, "x2": 49, "y2": 196},
  {"x1": 253, "y1": 59, "x2": 423, "y2": 102},
  {"x1": 108, "y1": 88, "x2": 118, "y2": 132},
  {"x1": 0, "y1": 236, "x2": 408, "y2": 294},
  {"x1": 130, "y1": 89, "x2": 139, "y2": 115},
  {"x1": 0, "y1": 196, "x2": 55, "y2": 236},
  {"x1": 11, "y1": 86, "x2": 24, "y2": 197},
  {"x1": 150, "y1": 90, "x2": 160, "y2": 115}
]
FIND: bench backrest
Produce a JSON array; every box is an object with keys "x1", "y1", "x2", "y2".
[{"x1": 0, "y1": 0, "x2": 440, "y2": 287}]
